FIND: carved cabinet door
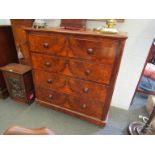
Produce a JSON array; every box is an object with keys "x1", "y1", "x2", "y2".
[{"x1": 3, "y1": 71, "x2": 26, "y2": 103}]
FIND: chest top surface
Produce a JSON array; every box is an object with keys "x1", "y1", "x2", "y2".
[
  {"x1": 0, "y1": 63, "x2": 32, "y2": 75},
  {"x1": 25, "y1": 27, "x2": 127, "y2": 39}
]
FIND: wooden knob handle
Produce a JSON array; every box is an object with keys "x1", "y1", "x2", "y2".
[
  {"x1": 83, "y1": 87, "x2": 89, "y2": 93},
  {"x1": 87, "y1": 48, "x2": 93, "y2": 54},
  {"x1": 45, "y1": 62, "x2": 51, "y2": 67},
  {"x1": 48, "y1": 94, "x2": 53, "y2": 99},
  {"x1": 85, "y1": 69, "x2": 91, "y2": 76},
  {"x1": 82, "y1": 104, "x2": 87, "y2": 108},
  {"x1": 47, "y1": 79, "x2": 53, "y2": 84},
  {"x1": 43, "y1": 42, "x2": 49, "y2": 48}
]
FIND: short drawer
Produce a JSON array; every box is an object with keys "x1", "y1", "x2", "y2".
[
  {"x1": 34, "y1": 69, "x2": 109, "y2": 102},
  {"x1": 36, "y1": 88, "x2": 104, "y2": 119},
  {"x1": 31, "y1": 53, "x2": 113, "y2": 85},
  {"x1": 28, "y1": 34, "x2": 67, "y2": 56},
  {"x1": 69, "y1": 37, "x2": 118, "y2": 65}
]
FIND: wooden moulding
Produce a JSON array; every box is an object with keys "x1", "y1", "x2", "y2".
[{"x1": 36, "y1": 99, "x2": 106, "y2": 127}]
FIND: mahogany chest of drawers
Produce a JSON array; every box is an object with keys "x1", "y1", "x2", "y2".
[{"x1": 26, "y1": 28, "x2": 127, "y2": 126}]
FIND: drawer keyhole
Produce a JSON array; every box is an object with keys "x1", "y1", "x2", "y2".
[{"x1": 43, "y1": 42, "x2": 49, "y2": 48}]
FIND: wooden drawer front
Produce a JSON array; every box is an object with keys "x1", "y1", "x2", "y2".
[
  {"x1": 32, "y1": 53, "x2": 113, "y2": 84},
  {"x1": 31, "y1": 53, "x2": 65, "y2": 73},
  {"x1": 34, "y1": 70, "x2": 108, "y2": 102},
  {"x1": 36, "y1": 88, "x2": 66, "y2": 107},
  {"x1": 69, "y1": 38, "x2": 118, "y2": 64},
  {"x1": 29, "y1": 34, "x2": 67, "y2": 56},
  {"x1": 68, "y1": 59, "x2": 112, "y2": 84},
  {"x1": 36, "y1": 88, "x2": 104, "y2": 119}
]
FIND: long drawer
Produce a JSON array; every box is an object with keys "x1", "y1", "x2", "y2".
[
  {"x1": 33, "y1": 69, "x2": 109, "y2": 102},
  {"x1": 31, "y1": 53, "x2": 113, "y2": 85},
  {"x1": 36, "y1": 88, "x2": 104, "y2": 119}
]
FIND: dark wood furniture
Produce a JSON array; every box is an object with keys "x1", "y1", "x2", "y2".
[
  {"x1": 0, "y1": 26, "x2": 18, "y2": 99},
  {"x1": 26, "y1": 28, "x2": 127, "y2": 126},
  {"x1": 1, "y1": 63, "x2": 34, "y2": 104},
  {"x1": 11, "y1": 19, "x2": 34, "y2": 65},
  {"x1": 61, "y1": 19, "x2": 86, "y2": 30},
  {"x1": 3, "y1": 126, "x2": 55, "y2": 135}
]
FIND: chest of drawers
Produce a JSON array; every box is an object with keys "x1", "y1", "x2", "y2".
[{"x1": 26, "y1": 28, "x2": 127, "y2": 126}]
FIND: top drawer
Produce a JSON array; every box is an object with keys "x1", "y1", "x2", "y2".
[
  {"x1": 28, "y1": 34, "x2": 67, "y2": 56},
  {"x1": 69, "y1": 37, "x2": 118, "y2": 65}
]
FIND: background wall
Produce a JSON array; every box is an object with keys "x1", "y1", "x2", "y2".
[
  {"x1": 1, "y1": 19, "x2": 155, "y2": 110},
  {"x1": 0, "y1": 19, "x2": 10, "y2": 25}
]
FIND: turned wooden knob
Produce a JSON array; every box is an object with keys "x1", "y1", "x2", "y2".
[
  {"x1": 82, "y1": 104, "x2": 87, "y2": 108},
  {"x1": 43, "y1": 42, "x2": 49, "y2": 48},
  {"x1": 48, "y1": 94, "x2": 53, "y2": 99},
  {"x1": 83, "y1": 87, "x2": 89, "y2": 93},
  {"x1": 85, "y1": 69, "x2": 91, "y2": 76},
  {"x1": 45, "y1": 62, "x2": 51, "y2": 67},
  {"x1": 87, "y1": 48, "x2": 93, "y2": 54},
  {"x1": 47, "y1": 79, "x2": 53, "y2": 84}
]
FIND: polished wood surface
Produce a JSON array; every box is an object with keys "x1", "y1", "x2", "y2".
[
  {"x1": 36, "y1": 88, "x2": 104, "y2": 119},
  {"x1": 34, "y1": 69, "x2": 108, "y2": 102},
  {"x1": 11, "y1": 19, "x2": 34, "y2": 65},
  {"x1": 25, "y1": 27, "x2": 127, "y2": 39},
  {"x1": 3, "y1": 126, "x2": 55, "y2": 135},
  {"x1": 31, "y1": 53, "x2": 113, "y2": 84},
  {"x1": 68, "y1": 37, "x2": 118, "y2": 64},
  {"x1": 29, "y1": 33, "x2": 118, "y2": 65},
  {"x1": 29, "y1": 33, "x2": 67, "y2": 56},
  {"x1": 0, "y1": 26, "x2": 18, "y2": 98},
  {"x1": 60, "y1": 19, "x2": 86, "y2": 30},
  {"x1": 26, "y1": 28, "x2": 127, "y2": 126},
  {"x1": 1, "y1": 63, "x2": 34, "y2": 104},
  {"x1": 1, "y1": 63, "x2": 31, "y2": 74}
]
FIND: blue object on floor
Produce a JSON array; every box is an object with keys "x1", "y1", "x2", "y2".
[{"x1": 139, "y1": 76, "x2": 155, "y2": 93}]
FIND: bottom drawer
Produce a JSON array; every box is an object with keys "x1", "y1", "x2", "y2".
[{"x1": 36, "y1": 88, "x2": 104, "y2": 119}]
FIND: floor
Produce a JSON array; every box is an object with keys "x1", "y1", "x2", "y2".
[{"x1": 0, "y1": 92, "x2": 148, "y2": 135}]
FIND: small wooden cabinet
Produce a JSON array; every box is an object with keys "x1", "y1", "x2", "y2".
[
  {"x1": 0, "y1": 26, "x2": 18, "y2": 99},
  {"x1": 1, "y1": 63, "x2": 35, "y2": 104},
  {"x1": 26, "y1": 28, "x2": 127, "y2": 126}
]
